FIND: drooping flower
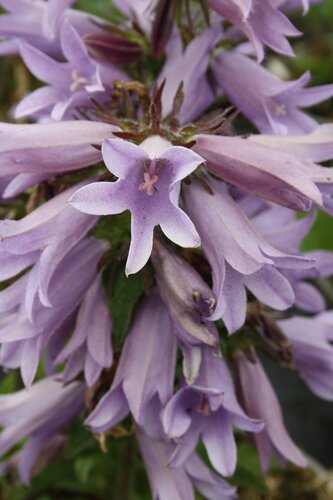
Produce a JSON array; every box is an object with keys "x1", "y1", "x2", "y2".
[
  {"x1": 235, "y1": 350, "x2": 307, "y2": 472},
  {"x1": 184, "y1": 176, "x2": 312, "y2": 332},
  {"x1": 55, "y1": 274, "x2": 113, "y2": 387},
  {"x1": 206, "y1": 0, "x2": 300, "y2": 61},
  {"x1": 137, "y1": 427, "x2": 237, "y2": 500},
  {"x1": 213, "y1": 51, "x2": 333, "y2": 135},
  {"x1": 278, "y1": 313, "x2": 333, "y2": 400},
  {"x1": 16, "y1": 20, "x2": 127, "y2": 120},
  {"x1": 0, "y1": 184, "x2": 97, "y2": 306},
  {"x1": 0, "y1": 377, "x2": 84, "y2": 479},
  {"x1": 157, "y1": 26, "x2": 221, "y2": 123},
  {"x1": 0, "y1": 0, "x2": 105, "y2": 56},
  {"x1": 0, "y1": 238, "x2": 106, "y2": 387},
  {"x1": 163, "y1": 349, "x2": 263, "y2": 477},
  {"x1": 249, "y1": 123, "x2": 333, "y2": 162},
  {"x1": 151, "y1": 238, "x2": 217, "y2": 347},
  {"x1": 69, "y1": 136, "x2": 203, "y2": 275},
  {"x1": 0, "y1": 120, "x2": 117, "y2": 179},
  {"x1": 193, "y1": 133, "x2": 332, "y2": 211},
  {"x1": 85, "y1": 291, "x2": 176, "y2": 433}
]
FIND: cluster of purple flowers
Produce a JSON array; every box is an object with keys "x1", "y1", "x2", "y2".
[{"x1": 0, "y1": 0, "x2": 333, "y2": 498}]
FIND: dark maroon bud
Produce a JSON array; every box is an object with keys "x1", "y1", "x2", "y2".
[
  {"x1": 151, "y1": 0, "x2": 176, "y2": 59},
  {"x1": 83, "y1": 32, "x2": 143, "y2": 65}
]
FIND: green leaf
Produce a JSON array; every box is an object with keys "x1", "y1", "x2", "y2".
[
  {"x1": 229, "y1": 441, "x2": 267, "y2": 493},
  {"x1": 301, "y1": 210, "x2": 333, "y2": 252},
  {"x1": 109, "y1": 271, "x2": 145, "y2": 343}
]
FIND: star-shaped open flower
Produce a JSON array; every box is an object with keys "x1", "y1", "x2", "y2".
[{"x1": 69, "y1": 136, "x2": 203, "y2": 275}]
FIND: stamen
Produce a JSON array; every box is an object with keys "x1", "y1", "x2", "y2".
[
  {"x1": 196, "y1": 395, "x2": 211, "y2": 416},
  {"x1": 138, "y1": 172, "x2": 158, "y2": 196},
  {"x1": 271, "y1": 100, "x2": 286, "y2": 117},
  {"x1": 138, "y1": 158, "x2": 163, "y2": 195},
  {"x1": 70, "y1": 69, "x2": 88, "y2": 92}
]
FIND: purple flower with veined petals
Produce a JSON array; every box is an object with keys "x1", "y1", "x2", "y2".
[
  {"x1": 278, "y1": 314, "x2": 333, "y2": 400},
  {"x1": 184, "y1": 176, "x2": 313, "y2": 333},
  {"x1": 85, "y1": 291, "x2": 176, "y2": 433},
  {"x1": 251, "y1": 204, "x2": 333, "y2": 313},
  {"x1": 151, "y1": 238, "x2": 217, "y2": 347},
  {"x1": 112, "y1": 0, "x2": 155, "y2": 32},
  {"x1": 162, "y1": 349, "x2": 263, "y2": 477},
  {"x1": 0, "y1": 0, "x2": 106, "y2": 57},
  {"x1": 235, "y1": 350, "x2": 307, "y2": 472},
  {"x1": 157, "y1": 26, "x2": 221, "y2": 124},
  {"x1": 0, "y1": 120, "x2": 117, "y2": 179},
  {"x1": 206, "y1": 0, "x2": 300, "y2": 61},
  {"x1": 213, "y1": 51, "x2": 333, "y2": 135},
  {"x1": 249, "y1": 124, "x2": 333, "y2": 162},
  {"x1": 193, "y1": 133, "x2": 333, "y2": 211},
  {"x1": 69, "y1": 136, "x2": 203, "y2": 275},
  {"x1": 15, "y1": 20, "x2": 127, "y2": 120},
  {"x1": 0, "y1": 377, "x2": 84, "y2": 478},
  {"x1": 55, "y1": 274, "x2": 113, "y2": 387},
  {"x1": 0, "y1": 238, "x2": 106, "y2": 387},
  {"x1": 137, "y1": 427, "x2": 237, "y2": 500},
  {"x1": 0, "y1": 183, "x2": 97, "y2": 307}
]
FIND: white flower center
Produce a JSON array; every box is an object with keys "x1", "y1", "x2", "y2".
[{"x1": 70, "y1": 69, "x2": 88, "y2": 92}]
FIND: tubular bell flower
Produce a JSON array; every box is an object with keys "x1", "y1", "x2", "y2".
[
  {"x1": 193, "y1": 133, "x2": 332, "y2": 211},
  {"x1": 86, "y1": 291, "x2": 176, "y2": 433},
  {"x1": 184, "y1": 176, "x2": 312, "y2": 333},
  {"x1": 0, "y1": 377, "x2": 84, "y2": 477},
  {"x1": 0, "y1": 120, "x2": 117, "y2": 178},
  {"x1": 163, "y1": 349, "x2": 263, "y2": 477},
  {"x1": 16, "y1": 20, "x2": 127, "y2": 120},
  {"x1": 213, "y1": 51, "x2": 333, "y2": 135},
  {"x1": 249, "y1": 123, "x2": 333, "y2": 162},
  {"x1": 0, "y1": 0, "x2": 333, "y2": 494},
  {"x1": 151, "y1": 238, "x2": 217, "y2": 347},
  {"x1": 69, "y1": 136, "x2": 203, "y2": 275},
  {"x1": 137, "y1": 428, "x2": 237, "y2": 500},
  {"x1": 235, "y1": 351, "x2": 307, "y2": 472},
  {"x1": 0, "y1": 0, "x2": 105, "y2": 56},
  {"x1": 0, "y1": 238, "x2": 106, "y2": 387},
  {"x1": 0, "y1": 184, "x2": 97, "y2": 306},
  {"x1": 55, "y1": 273, "x2": 113, "y2": 387},
  {"x1": 206, "y1": 0, "x2": 300, "y2": 61},
  {"x1": 158, "y1": 26, "x2": 221, "y2": 123},
  {"x1": 278, "y1": 314, "x2": 333, "y2": 400}
]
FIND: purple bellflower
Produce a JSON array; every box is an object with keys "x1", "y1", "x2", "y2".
[
  {"x1": 55, "y1": 273, "x2": 113, "y2": 387},
  {"x1": 69, "y1": 136, "x2": 203, "y2": 275},
  {"x1": 0, "y1": 0, "x2": 333, "y2": 492},
  {"x1": 0, "y1": 238, "x2": 106, "y2": 387},
  {"x1": 251, "y1": 205, "x2": 333, "y2": 313},
  {"x1": 137, "y1": 428, "x2": 237, "y2": 500},
  {"x1": 85, "y1": 292, "x2": 176, "y2": 433},
  {"x1": 213, "y1": 50, "x2": 333, "y2": 135},
  {"x1": 0, "y1": 120, "x2": 117, "y2": 179},
  {"x1": 158, "y1": 26, "x2": 221, "y2": 124},
  {"x1": 0, "y1": 0, "x2": 105, "y2": 56},
  {"x1": 206, "y1": 0, "x2": 300, "y2": 61},
  {"x1": 0, "y1": 377, "x2": 84, "y2": 481},
  {"x1": 151, "y1": 238, "x2": 217, "y2": 347},
  {"x1": 16, "y1": 20, "x2": 127, "y2": 120},
  {"x1": 184, "y1": 176, "x2": 312, "y2": 333},
  {"x1": 163, "y1": 348, "x2": 263, "y2": 477},
  {"x1": 278, "y1": 314, "x2": 333, "y2": 400},
  {"x1": 249, "y1": 123, "x2": 333, "y2": 162},
  {"x1": 193, "y1": 133, "x2": 333, "y2": 211},
  {"x1": 235, "y1": 351, "x2": 307, "y2": 472}
]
